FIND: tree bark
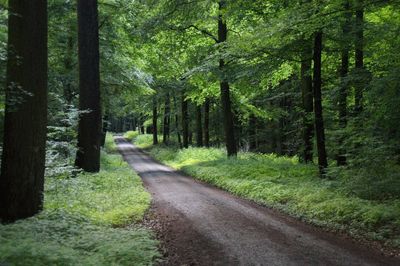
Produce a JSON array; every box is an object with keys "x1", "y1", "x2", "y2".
[
  {"x1": 249, "y1": 114, "x2": 257, "y2": 151},
  {"x1": 337, "y1": 0, "x2": 351, "y2": 166},
  {"x1": 196, "y1": 105, "x2": 203, "y2": 147},
  {"x1": 204, "y1": 98, "x2": 210, "y2": 147},
  {"x1": 152, "y1": 96, "x2": 158, "y2": 145},
  {"x1": 163, "y1": 92, "x2": 170, "y2": 144},
  {"x1": 313, "y1": 31, "x2": 328, "y2": 175},
  {"x1": 301, "y1": 40, "x2": 314, "y2": 163},
  {"x1": 100, "y1": 113, "x2": 108, "y2": 147},
  {"x1": 0, "y1": 0, "x2": 48, "y2": 222},
  {"x1": 75, "y1": 0, "x2": 102, "y2": 172},
  {"x1": 181, "y1": 92, "x2": 189, "y2": 148},
  {"x1": 218, "y1": 0, "x2": 237, "y2": 157}
]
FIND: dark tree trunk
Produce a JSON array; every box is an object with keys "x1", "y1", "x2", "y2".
[
  {"x1": 218, "y1": 0, "x2": 237, "y2": 157},
  {"x1": 181, "y1": 92, "x2": 189, "y2": 148},
  {"x1": 337, "y1": 0, "x2": 351, "y2": 166},
  {"x1": 163, "y1": 93, "x2": 170, "y2": 144},
  {"x1": 152, "y1": 96, "x2": 158, "y2": 145},
  {"x1": 100, "y1": 114, "x2": 109, "y2": 147},
  {"x1": 249, "y1": 114, "x2": 257, "y2": 151},
  {"x1": 173, "y1": 96, "x2": 182, "y2": 148},
  {"x1": 313, "y1": 31, "x2": 328, "y2": 175},
  {"x1": 75, "y1": 0, "x2": 102, "y2": 172},
  {"x1": 301, "y1": 40, "x2": 314, "y2": 163},
  {"x1": 0, "y1": 0, "x2": 48, "y2": 222},
  {"x1": 354, "y1": 0, "x2": 364, "y2": 114},
  {"x1": 196, "y1": 105, "x2": 203, "y2": 147},
  {"x1": 204, "y1": 98, "x2": 210, "y2": 147}
]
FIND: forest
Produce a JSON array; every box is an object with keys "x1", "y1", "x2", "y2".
[{"x1": 1, "y1": 0, "x2": 400, "y2": 265}]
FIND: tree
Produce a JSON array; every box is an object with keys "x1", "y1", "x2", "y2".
[
  {"x1": 75, "y1": 0, "x2": 102, "y2": 172},
  {"x1": 313, "y1": 31, "x2": 328, "y2": 175},
  {"x1": 218, "y1": 0, "x2": 237, "y2": 157},
  {"x1": 0, "y1": 0, "x2": 48, "y2": 222},
  {"x1": 152, "y1": 96, "x2": 159, "y2": 145}
]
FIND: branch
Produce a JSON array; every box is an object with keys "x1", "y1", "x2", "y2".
[{"x1": 167, "y1": 24, "x2": 218, "y2": 43}]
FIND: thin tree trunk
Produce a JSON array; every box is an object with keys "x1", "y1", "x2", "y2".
[
  {"x1": 301, "y1": 40, "x2": 314, "y2": 163},
  {"x1": 100, "y1": 113, "x2": 108, "y2": 147},
  {"x1": 196, "y1": 105, "x2": 203, "y2": 147},
  {"x1": 75, "y1": 0, "x2": 102, "y2": 172},
  {"x1": 354, "y1": 0, "x2": 364, "y2": 114},
  {"x1": 152, "y1": 96, "x2": 158, "y2": 145},
  {"x1": 0, "y1": 0, "x2": 48, "y2": 222},
  {"x1": 173, "y1": 96, "x2": 182, "y2": 148},
  {"x1": 313, "y1": 31, "x2": 328, "y2": 175},
  {"x1": 337, "y1": 0, "x2": 351, "y2": 166},
  {"x1": 182, "y1": 92, "x2": 189, "y2": 148},
  {"x1": 163, "y1": 93, "x2": 170, "y2": 144},
  {"x1": 218, "y1": 0, "x2": 237, "y2": 157},
  {"x1": 249, "y1": 114, "x2": 257, "y2": 151},
  {"x1": 204, "y1": 98, "x2": 210, "y2": 147}
]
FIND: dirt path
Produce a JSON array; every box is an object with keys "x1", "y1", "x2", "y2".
[{"x1": 115, "y1": 137, "x2": 399, "y2": 266}]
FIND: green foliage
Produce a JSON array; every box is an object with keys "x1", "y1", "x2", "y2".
[
  {"x1": 135, "y1": 135, "x2": 154, "y2": 149},
  {"x1": 136, "y1": 136, "x2": 400, "y2": 248},
  {"x1": 0, "y1": 151, "x2": 160, "y2": 265},
  {"x1": 123, "y1": 130, "x2": 140, "y2": 142},
  {"x1": 104, "y1": 132, "x2": 118, "y2": 154}
]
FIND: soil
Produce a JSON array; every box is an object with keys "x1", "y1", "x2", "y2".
[{"x1": 116, "y1": 137, "x2": 400, "y2": 266}]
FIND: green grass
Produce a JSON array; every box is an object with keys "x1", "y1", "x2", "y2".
[
  {"x1": 135, "y1": 134, "x2": 400, "y2": 249},
  {"x1": 0, "y1": 141, "x2": 160, "y2": 266},
  {"x1": 104, "y1": 132, "x2": 118, "y2": 153}
]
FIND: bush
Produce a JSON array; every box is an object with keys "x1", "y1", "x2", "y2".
[
  {"x1": 0, "y1": 151, "x2": 160, "y2": 265},
  {"x1": 123, "y1": 131, "x2": 139, "y2": 142}
]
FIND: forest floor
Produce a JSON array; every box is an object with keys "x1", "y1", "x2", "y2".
[{"x1": 115, "y1": 136, "x2": 400, "y2": 266}]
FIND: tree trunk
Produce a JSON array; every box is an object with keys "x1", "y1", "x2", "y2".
[
  {"x1": 163, "y1": 93, "x2": 170, "y2": 144},
  {"x1": 218, "y1": 0, "x2": 237, "y2": 157},
  {"x1": 173, "y1": 96, "x2": 182, "y2": 148},
  {"x1": 182, "y1": 92, "x2": 189, "y2": 148},
  {"x1": 204, "y1": 98, "x2": 210, "y2": 147},
  {"x1": 337, "y1": 0, "x2": 351, "y2": 166},
  {"x1": 0, "y1": 0, "x2": 48, "y2": 222},
  {"x1": 301, "y1": 40, "x2": 314, "y2": 163},
  {"x1": 152, "y1": 96, "x2": 158, "y2": 145},
  {"x1": 196, "y1": 105, "x2": 203, "y2": 147},
  {"x1": 313, "y1": 31, "x2": 328, "y2": 175},
  {"x1": 249, "y1": 114, "x2": 257, "y2": 151},
  {"x1": 75, "y1": 0, "x2": 102, "y2": 172},
  {"x1": 100, "y1": 113, "x2": 108, "y2": 147},
  {"x1": 354, "y1": 0, "x2": 364, "y2": 114}
]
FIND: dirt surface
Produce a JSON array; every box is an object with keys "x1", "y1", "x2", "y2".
[{"x1": 115, "y1": 137, "x2": 400, "y2": 266}]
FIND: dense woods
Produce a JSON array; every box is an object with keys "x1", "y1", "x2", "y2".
[{"x1": 0, "y1": 0, "x2": 400, "y2": 262}]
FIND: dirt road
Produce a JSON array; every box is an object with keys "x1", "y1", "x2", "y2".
[{"x1": 116, "y1": 137, "x2": 399, "y2": 266}]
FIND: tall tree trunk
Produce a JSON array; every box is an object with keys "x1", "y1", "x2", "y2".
[
  {"x1": 75, "y1": 0, "x2": 102, "y2": 172},
  {"x1": 152, "y1": 96, "x2": 158, "y2": 145},
  {"x1": 337, "y1": 0, "x2": 351, "y2": 166},
  {"x1": 204, "y1": 98, "x2": 210, "y2": 147},
  {"x1": 218, "y1": 0, "x2": 237, "y2": 157},
  {"x1": 196, "y1": 105, "x2": 203, "y2": 147},
  {"x1": 0, "y1": 0, "x2": 48, "y2": 222},
  {"x1": 354, "y1": 0, "x2": 364, "y2": 114},
  {"x1": 173, "y1": 96, "x2": 182, "y2": 148},
  {"x1": 100, "y1": 113, "x2": 108, "y2": 147},
  {"x1": 181, "y1": 92, "x2": 189, "y2": 148},
  {"x1": 249, "y1": 114, "x2": 257, "y2": 151},
  {"x1": 313, "y1": 31, "x2": 328, "y2": 175},
  {"x1": 301, "y1": 40, "x2": 314, "y2": 163},
  {"x1": 163, "y1": 93, "x2": 170, "y2": 144}
]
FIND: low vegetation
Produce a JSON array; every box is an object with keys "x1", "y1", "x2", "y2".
[
  {"x1": 0, "y1": 146, "x2": 160, "y2": 266},
  {"x1": 134, "y1": 135, "x2": 400, "y2": 249}
]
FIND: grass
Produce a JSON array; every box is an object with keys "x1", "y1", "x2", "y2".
[
  {"x1": 0, "y1": 139, "x2": 160, "y2": 266},
  {"x1": 134, "y1": 134, "x2": 400, "y2": 249},
  {"x1": 123, "y1": 131, "x2": 140, "y2": 142},
  {"x1": 104, "y1": 132, "x2": 118, "y2": 153}
]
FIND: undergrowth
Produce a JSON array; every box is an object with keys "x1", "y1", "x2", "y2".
[
  {"x1": 123, "y1": 131, "x2": 140, "y2": 142},
  {"x1": 135, "y1": 134, "x2": 400, "y2": 249},
  {"x1": 0, "y1": 140, "x2": 160, "y2": 266}
]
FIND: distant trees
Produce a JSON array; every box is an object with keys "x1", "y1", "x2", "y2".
[
  {"x1": 0, "y1": 0, "x2": 48, "y2": 221},
  {"x1": 75, "y1": 0, "x2": 102, "y2": 172}
]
